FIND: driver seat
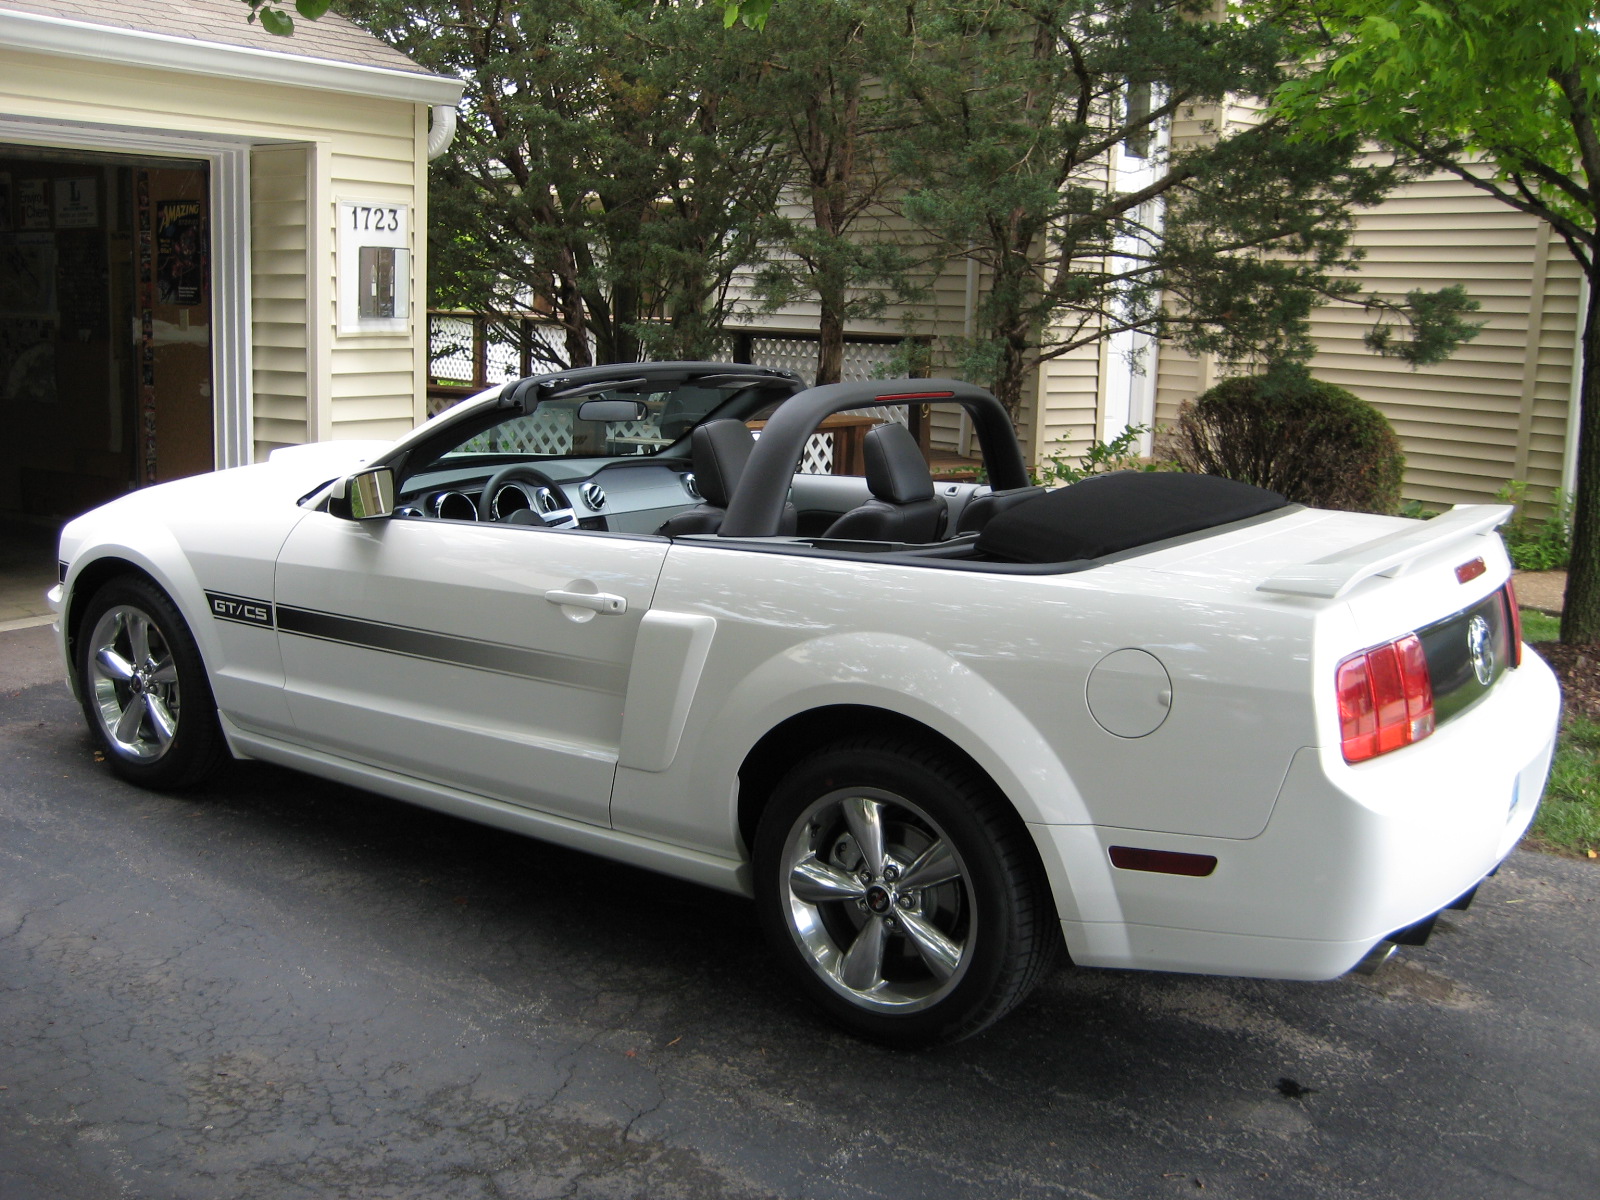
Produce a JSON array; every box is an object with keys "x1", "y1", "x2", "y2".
[
  {"x1": 657, "y1": 419, "x2": 797, "y2": 536},
  {"x1": 822, "y1": 422, "x2": 947, "y2": 543}
]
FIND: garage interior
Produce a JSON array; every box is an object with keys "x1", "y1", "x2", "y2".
[{"x1": 0, "y1": 143, "x2": 213, "y2": 626}]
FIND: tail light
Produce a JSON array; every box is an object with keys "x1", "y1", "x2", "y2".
[
  {"x1": 1503, "y1": 579, "x2": 1524, "y2": 668},
  {"x1": 1336, "y1": 633, "x2": 1435, "y2": 763}
]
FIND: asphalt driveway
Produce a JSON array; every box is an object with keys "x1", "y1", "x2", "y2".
[{"x1": 2, "y1": 625, "x2": 1596, "y2": 1199}]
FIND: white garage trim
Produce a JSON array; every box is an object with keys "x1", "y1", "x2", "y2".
[{"x1": 0, "y1": 9, "x2": 462, "y2": 106}]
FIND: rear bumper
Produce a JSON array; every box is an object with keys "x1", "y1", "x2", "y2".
[{"x1": 1041, "y1": 651, "x2": 1561, "y2": 980}]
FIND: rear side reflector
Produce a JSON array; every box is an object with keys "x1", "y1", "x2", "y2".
[
  {"x1": 1109, "y1": 846, "x2": 1218, "y2": 877},
  {"x1": 1504, "y1": 579, "x2": 1524, "y2": 667},
  {"x1": 1455, "y1": 557, "x2": 1487, "y2": 584},
  {"x1": 1337, "y1": 633, "x2": 1435, "y2": 763}
]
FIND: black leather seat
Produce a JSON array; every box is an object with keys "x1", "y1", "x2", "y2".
[
  {"x1": 956, "y1": 485, "x2": 1046, "y2": 534},
  {"x1": 822, "y1": 422, "x2": 947, "y2": 543},
  {"x1": 657, "y1": 419, "x2": 796, "y2": 536}
]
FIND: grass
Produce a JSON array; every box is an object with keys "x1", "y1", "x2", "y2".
[
  {"x1": 1531, "y1": 715, "x2": 1600, "y2": 857},
  {"x1": 1518, "y1": 608, "x2": 1600, "y2": 858},
  {"x1": 1520, "y1": 609, "x2": 1561, "y2": 643}
]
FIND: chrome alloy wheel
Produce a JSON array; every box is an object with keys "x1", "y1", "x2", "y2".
[
  {"x1": 779, "y1": 787, "x2": 975, "y2": 1013},
  {"x1": 86, "y1": 604, "x2": 182, "y2": 763}
]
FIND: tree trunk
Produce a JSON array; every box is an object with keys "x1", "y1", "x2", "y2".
[
  {"x1": 1561, "y1": 265, "x2": 1600, "y2": 643},
  {"x1": 816, "y1": 293, "x2": 846, "y2": 385},
  {"x1": 990, "y1": 321, "x2": 1033, "y2": 426}
]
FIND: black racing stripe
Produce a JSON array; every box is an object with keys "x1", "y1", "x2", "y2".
[{"x1": 276, "y1": 605, "x2": 626, "y2": 694}]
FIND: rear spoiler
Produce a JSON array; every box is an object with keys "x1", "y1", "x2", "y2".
[{"x1": 1258, "y1": 504, "x2": 1513, "y2": 600}]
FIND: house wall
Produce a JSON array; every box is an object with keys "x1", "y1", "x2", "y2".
[
  {"x1": 1155, "y1": 168, "x2": 1580, "y2": 512},
  {"x1": 0, "y1": 44, "x2": 430, "y2": 462}
]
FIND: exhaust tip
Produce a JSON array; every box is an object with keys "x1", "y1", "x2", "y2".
[{"x1": 1352, "y1": 941, "x2": 1398, "y2": 976}]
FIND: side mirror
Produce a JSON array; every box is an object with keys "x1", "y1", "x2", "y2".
[
  {"x1": 576, "y1": 398, "x2": 649, "y2": 423},
  {"x1": 330, "y1": 467, "x2": 395, "y2": 520}
]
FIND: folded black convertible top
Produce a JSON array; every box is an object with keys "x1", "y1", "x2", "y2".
[{"x1": 975, "y1": 471, "x2": 1290, "y2": 564}]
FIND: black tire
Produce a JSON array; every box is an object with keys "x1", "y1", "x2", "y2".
[
  {"x1": 75, "y1": 576, "x2": 225, "y2": 790},
  {"x1": 753, "y1": 736, "x2": 1061, "y2": 1047}
]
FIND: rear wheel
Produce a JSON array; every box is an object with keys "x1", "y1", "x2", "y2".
[
  {"x1": 753, "y1": 736, "x2": 1060, "y2": 1046},
  {"x1": 76, "y1": 577, "x2": 224, "y2": 790}
]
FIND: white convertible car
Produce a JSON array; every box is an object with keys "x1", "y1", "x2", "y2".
[{"x1": 50, "y1": 362, "x2": 1560, "y2": 1045}]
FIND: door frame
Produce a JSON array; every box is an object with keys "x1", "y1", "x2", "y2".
[{"x1": 0, "y1": 115, "x2": 253, "y2": 471}]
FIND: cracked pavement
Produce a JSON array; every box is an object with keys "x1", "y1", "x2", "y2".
[{"x1": 2, "y1": 625, "x2": 1598, "y2": 1199}]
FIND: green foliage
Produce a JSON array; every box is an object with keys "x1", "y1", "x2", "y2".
[
  {"x1": 1171, "y1": 374, "x2": 1404, "y2": 513},
  {"x1": 245, "y1": 0, "x2": 330, "y2": 36},
  {"x1": 342, "y1": 0, "x2": 793, "y2": 366},
  {"x1": 750, "y1": 1, "x2": 930, "y2": 384},
  {"x1": 1530, "y1": 716, "x2": 1600, "y2": 858},
  {"x1": 883, "y1": 0, "x2": 1478, "y2": 418},
  {"x1": 1257, "y1": 0, "x2": 1600, "y2": 644},
  {"x1": 1494, "y1": 481, "x2": 1573, "y2": 572},
  {"x1": 1032, "y1": 425, "x2": 1166, "y2": 487},
  {"x1": 1397, "y1": 499, "x2": 1439, "y2": 520}
]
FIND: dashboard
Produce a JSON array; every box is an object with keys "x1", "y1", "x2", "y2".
[{"x1": 395, "y1": 455, "x2": 705, "y2": 535}]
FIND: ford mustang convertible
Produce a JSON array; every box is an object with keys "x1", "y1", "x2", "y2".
[{"x1": 50, "y1": 362, "x2": 1561, "y2": 1044}]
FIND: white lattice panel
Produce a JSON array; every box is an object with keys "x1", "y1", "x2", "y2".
[
  {"x1": 429, "y1": 315, "x2": 475, "y2": 382},
  {"x1": 457, "y1": 411, "x2": 574, "y2": 456},
  {"x1": 799, "y1": 433, "x2": 833, "y2": 474}
]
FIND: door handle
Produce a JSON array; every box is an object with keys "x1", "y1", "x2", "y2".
[{"x1": 545, "y1": 589, "x2": 627, "y2": 615}]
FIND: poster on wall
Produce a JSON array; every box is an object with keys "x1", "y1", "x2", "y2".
[
  {"x1": 155, "y1": 200, "x2": 207, "y2": 306},
  {"x1": 54, "y1": 177, "x2": 98, "y2": 228},
  {"x1": 18, "y1": 179, "x2": 50, "y2": 230},
  {"x1": 0, "y1": 232, "x2": 57, "y2": 318}
]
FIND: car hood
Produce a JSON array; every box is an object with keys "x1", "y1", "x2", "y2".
[{"x1": 59, "y1": 440, "x2": 392, "y2": 556}]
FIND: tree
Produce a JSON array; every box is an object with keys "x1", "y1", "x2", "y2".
[
  {"x1": 344, "y1": 0, "x2": 792, "y2": 367},
  {"x1": 257, "y1": 0, "x2": 765, "y2": 37},
  {"x1": 751, "y1": 1, "x2": 927, "y2": 384},
  {"x1": 884, "y1": 0, "x2": 1479, "y2": 422},
  {"x1": 1263, "y1": 0, "x2": 1600, "y2": 644}
]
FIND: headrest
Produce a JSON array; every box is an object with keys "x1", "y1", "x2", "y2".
[
  {"x1": 864, "y1": 422, "x2": 934, "y2": 504},
  {"x1": 976, "y1": 471, "x2": 1290, "y2": 563},
  {"x1": 690, "y1": 419, "x2": 755, "y2": 508}
]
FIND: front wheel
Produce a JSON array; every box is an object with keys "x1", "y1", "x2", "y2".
[
  {"x1": 76, "y1": 576, "x2": 224, "y2": 790},
  {"x1": 753, "y1": 737, "x2": 1060, "y2": 1047}
]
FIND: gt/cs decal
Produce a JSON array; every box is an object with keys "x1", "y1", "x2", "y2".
[{"x1": 206, "y1": 591, "x2": 275, "y2": 628}]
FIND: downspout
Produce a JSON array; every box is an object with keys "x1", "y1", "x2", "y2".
[
  {"x1": 1564, "y1": 273, "x2": 1589, "y2": 500},
  {"x1": 960, "y1": 251, "x2": 978, "y2": 455},
  {"x1": 427, "y1": 104, "x2": 458, "y2": 160}
]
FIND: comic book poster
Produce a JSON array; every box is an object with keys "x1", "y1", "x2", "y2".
[
  {"x1": 19, "y1": 179, "x2": 50, "y2": 230},
  {"x1": 155, "y1": 200, "x2": 207, "y2": 306},
  {"x1": 0, "y1": 231, "x2": 58, "y2": 403}
]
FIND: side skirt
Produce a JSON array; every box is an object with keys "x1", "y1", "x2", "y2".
[{"x1": 220, "y1": 716, "x2": 752, "y2": 897}]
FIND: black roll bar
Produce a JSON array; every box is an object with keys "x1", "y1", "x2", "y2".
[{"x1": 718, "y1": 378, "x2": 1030, "y2": 538}]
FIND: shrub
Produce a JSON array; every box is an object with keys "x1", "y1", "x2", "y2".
[
  {"x1": 1033, "y1": 424, "x2": 1167, "y2": 486},
  {"x1": 1170, "y1": 375, "x2": 1405, "y2": 513},
  {"x1": 1495, "y1": 480, "x2": 1572, "y2": 571}
]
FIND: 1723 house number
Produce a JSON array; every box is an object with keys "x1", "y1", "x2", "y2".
[{"x1": 350, "y1": 205, "x2": 402, "y2": 232}]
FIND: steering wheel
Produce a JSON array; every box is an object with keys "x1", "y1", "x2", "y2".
[{"x1": 479, "y1": 464, "x2": 578, "y2": 528}]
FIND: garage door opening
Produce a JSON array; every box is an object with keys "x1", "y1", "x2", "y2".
[{"x1": 1, "y1": 145, "x2": 213, "y2": 527}]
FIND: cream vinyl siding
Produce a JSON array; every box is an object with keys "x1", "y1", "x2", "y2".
[
  {"x1": 0, "y1": 44, "x2": 429, "y2": 459},
  {"x1": 1156, "y1": 162, "x2": 1579, "y2": 511},
  {"x1": 251, "y1": 144, "x2": 312, "y2": 453}
]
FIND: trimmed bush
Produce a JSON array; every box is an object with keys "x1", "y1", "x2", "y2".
[{"x1": 1170, "y1": 375, "x2": 1405, "y2": 514}]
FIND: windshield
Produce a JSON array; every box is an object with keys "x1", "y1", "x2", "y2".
[{"x1": 439, "y1": 381, "x2": 765, "y2": 462}]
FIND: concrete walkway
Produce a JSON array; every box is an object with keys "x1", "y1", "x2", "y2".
[{"x1": 1515, "y1": 570, "x2": 1567, "y2": 615}]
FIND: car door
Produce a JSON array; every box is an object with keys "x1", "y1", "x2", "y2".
[{"x1": 272, "y1": 512, "x2": 668, "y2": 827}]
